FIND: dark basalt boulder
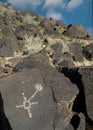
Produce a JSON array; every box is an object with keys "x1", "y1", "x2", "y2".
[
  {"x1": 13, "y1": 52, "x2": 50, "y2": 72},
  {"x1": 61, "y1": 67, "x2": 93, "y2": 130},
  {"x1": 83, "y1": 43, "x2": 93, "y2": 61},
  {"x1": 64, "y1": 24, "x2": 89, "y2": 39},
  {"x1": 15, "y1": 25, "x2": 24, "y2": 34},
  {"x1": 56, "y1": 20, "x2": 67, "y2": 29},
  {"x1": 0, "y1": 50, "x2": 79, "y2": 130},
  {"x1": 51, "y1": 43, "x2": 74, "y2": 67},
  {"x1": 15, "y1": 25, "x2": 25, "y2": 40},
  {"x1": 0, "y1": 2, "x2": 93, "y2": 130},
  {"x1": 0, "y1": 65, "x2": 79, "y2": 130},
  {"x1": 0, "y1": 37, "x2": 19, "y2": 57},
  {"x1": 40, "y1": 18, "x2": 57, "y2": 34},
  {"x1": 40, "y1": 18, "x2": 52, "y2": 31},
  {"x1": 22, "y1": 24, "x2": 36, "y2": 31},
  {"x1": 0, "y1": 25, "x2": 13, "y2": 37},
  {"x1": 51, "y1": 43, "x2": 62, "y2": 52},
  {"x1": 69, "y1": 42, "x2": 84, "y2": 62},
  {"x1": 0, "y1": 69, "x2": 56, "y2": 130},
  {"x1": 15, "y1": 24, "x2": 41, "y2": 40},
  {"x1": 58, "y1": 59, "x2": 75, "y2": 68},
  {"x1": 79, "y1": 68, "x2": 93, "y2": 121}
]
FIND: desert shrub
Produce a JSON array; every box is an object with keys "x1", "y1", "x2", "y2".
[
  {"x1": 23, "y1": 14, "x2": 34, "y2": 24},
  {"x1": 61, "y1": 43, "x2": 69, "y2": 54},
  {"x1": 0, "y1": 11, "x2": 3, "y2": 16},
  {"x1": 24, "y1": 34, "x2": 45, "y2": 53},
  {"x1": 16, "y1": 20, "x2": 22, "y2": 26}
]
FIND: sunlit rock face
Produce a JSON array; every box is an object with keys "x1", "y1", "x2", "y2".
[{"x1": 0, "y1": 2, "x2": 93, "y2": 130}]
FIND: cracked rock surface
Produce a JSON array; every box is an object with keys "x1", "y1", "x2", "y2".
[
  {"x1": 0, "y1": 1, "x2": 93, "y2": 130},
  {"x1": 0, "y1": 60, "x2": 79, "y2": 130}
]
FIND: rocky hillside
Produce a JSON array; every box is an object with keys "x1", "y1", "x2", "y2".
[{"x1": 0, "y1": 2, "x2": 93, "y2": 130}]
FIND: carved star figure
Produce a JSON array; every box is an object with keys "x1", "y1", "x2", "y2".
[{"x1": 16, "y1": 83, "x2": 43, "y2": 118}]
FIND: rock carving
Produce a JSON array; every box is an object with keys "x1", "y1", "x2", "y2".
[{"x1": 16, "y1": 83, "x2": 43, "y2": 118}]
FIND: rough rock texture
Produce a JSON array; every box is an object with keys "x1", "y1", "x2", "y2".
[
  {"x1": 0, "y1": 1, "x2": 93, "y2": 130},
  {"x1": 0, "y1": 37, "x2": 19, "y2": 57},
  {"x1": 69, "y1": 42, "x2": 84, "y2": 62},
  {"x1": 40, "y1": 18, "x2": 56, "y2": 34},
  {"x1": 64, "y1": 24, "x2": 89, "y2": 39},
  {"x1": 51, "y1": 43, "x2": 75, "y2": 67},
  {"x1": 79, "y1": 68, "x2": 93, "y2": 121},
  {"x1": 0, "y1": 69, "x2": 56, "y2": 130},
  {"x1": 56, "y1": 20, "x2": 67, "y2": 29},
  {"x1": 83, "y1": 43, "x2": 93, "y2": 61},
  {"x1": 61, "y1": 67, "x2": 93, "y2": 130},
  {"x1": 0, "y1": 65, "x2": 79, "y2": 130}
]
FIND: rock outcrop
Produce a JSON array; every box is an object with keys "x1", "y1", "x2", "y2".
[
  {"x1": 83, "y1": 43, "x2": 93, "y2": 61},
  {"x1": 0, "y1": 54, "x2": 79, "y2": 130},
  {"x1": 0, "y1": 1, "x2": 93, "y2": 130},
  {"x1": 61, "y1": 67, "x2": 93, "y2": 130},
  {"x1": 64, "y1": 24, "x2": 89, "y2": 39}
]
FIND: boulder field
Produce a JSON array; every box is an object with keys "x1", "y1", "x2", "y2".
[{"x1": 0, "y1": 2, "x2": 93, "y2": 130}]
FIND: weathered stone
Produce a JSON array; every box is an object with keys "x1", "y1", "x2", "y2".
[
  {"x1": 58, "y1": 59, "x2": 75, "y2": 68},
  {"x1": 40, "y1": 18, "x2": 55, "y2": 34},
  {"x1": 56, "y1": 20, "x2": 67, "y2": 29},
  {"x1": 0, "y1": 57, "x2": 79, "y2": 130},
  {"x1": 13, "y1": 52, "x2": 50, "y2": 72},
  {"x1": 79, "y1": 68, "x2": 93, "y2": 121},
  {"x1": 43, "y1": 67, "x2": 79, "y2": 102},
  {"x1": 23, "y1": 24, "x2": 41, "y2": 37},
  {"x1": 22, "y1": 24, "x2": 36, "y2": 31},
  {"x1": 69, "y1": 42, "x2": 84, "y2": 62},
  {"x1": 83, "y1": 43, "x2": 93, "y2": 61},
  {"x1": 0, "y1": 69, "x2": 56, "y2": 130},
  {"x1": 51, "y1": 43, "x2": 64, "y2": 65},
  {"x1": 0, "y1": 25, "x2": 13, "y2": 36},
  {"x1": 43, "y1": 67, "x2": 79, "y2": 129},
  {"x1": 15, "y1": 25, "x2": 25, "y2": 40},
  {"x1": 15, "y1": 25, "x2": 24, "y2": 34},
  {"x1": 15, "y1": 24, "x2": 41, "y2": 39},
  {"x1": 0, "y1": 2, "x2": 92, "y2": 130},
  {"x1": 51, "y1": 43, "x2": 62, "y2": 52},
  {"x1": 64, "y1": 24, "x2": 89, "y2": 39},
  {"x1": 15, "y1": 31, "x2": 25, "y2": 40},
  {"x1": 0, "y1": 37, "x2": 19, "y2": 57},
  {"x1": 51, "y1": 43, "x2": 73, "y2": 67}
]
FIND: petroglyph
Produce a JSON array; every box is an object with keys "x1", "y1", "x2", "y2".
[{"x1": 16, "y1": 83, "x2": 43, "y2": 118}]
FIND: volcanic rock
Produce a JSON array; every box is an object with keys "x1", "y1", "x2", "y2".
[
  {"x1": 69, "y1": 42, "x2": 84, "y2": 62},
  {"x1": 56, "y1": 20, "x2": 67, "y2": 29},
  {"x1": 79, "y1": 68, "x2": 93, "y2": 121},
  {"x1": 40, "y1": 18, "x2": 57, "y2": 34},
  {"x1": 0, "y1": 37, "x2": 19, "y2": 57},
  {"x1": 0, "y1": 66, "x2": 79, "y2": 130},
  {"x1": 0, "y1": 1, "x2": 93, "y2": 130},
  {"x1": 83, "y1": 43, "x2": 93, "y2": 61},
  {"x1": 64, "y1": 24, "x2": 89, "y2": 39}
]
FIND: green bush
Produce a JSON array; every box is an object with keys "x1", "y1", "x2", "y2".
[
  {"x1": 23, "y1": 14, "x2": 34, "y2": 24},
  {"x1": 0, "y1": 11, "x2": 3, "y2": 16},
  {"x1": 24, "y1": 34, "x2": 45, "y2": 54},
  {"x1": 61, "y1": 43, "x2": 69, "y2": 54}
]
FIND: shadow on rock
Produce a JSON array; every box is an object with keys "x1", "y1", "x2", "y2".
[
  {"x1": 61, "y1": 67, "x2": 93, "y2": 130},
  {"x1": 0, "y1": 93, "x2": 12, "y2": 130}
]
